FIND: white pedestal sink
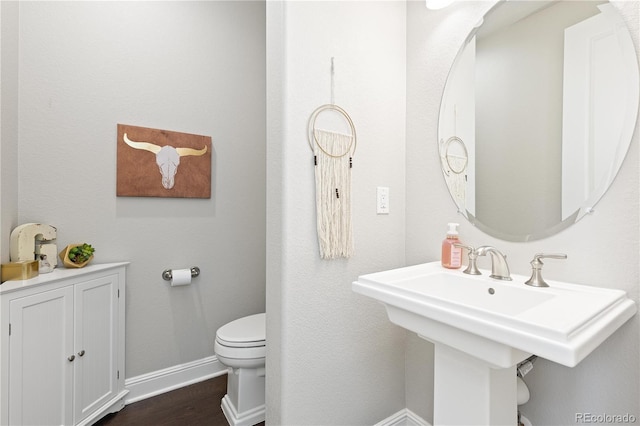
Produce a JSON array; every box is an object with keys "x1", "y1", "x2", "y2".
[{"x1": 352, "y1": 262, "x2": 636, "y2": 426}]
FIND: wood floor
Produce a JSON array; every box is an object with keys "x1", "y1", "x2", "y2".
[{"x1": 96, "y1": 374, "x2": 265, "y2": 426}]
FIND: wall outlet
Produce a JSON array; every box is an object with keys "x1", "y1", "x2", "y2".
[{"x1": 377, "y1": 186, "x2": 389, "y2": 214}]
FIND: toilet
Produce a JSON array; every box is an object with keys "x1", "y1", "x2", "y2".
[{"x1": 214, "y1": 313, "x2": 266, "y2": 426}]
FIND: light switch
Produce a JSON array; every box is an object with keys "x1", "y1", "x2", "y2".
[{"x1": 377, "y1": 186, "x2": 389, "y2": 214}]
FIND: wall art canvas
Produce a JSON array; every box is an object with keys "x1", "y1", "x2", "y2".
[{"x1": 117, "y1": 124, "x2": 212, "y2": 198}]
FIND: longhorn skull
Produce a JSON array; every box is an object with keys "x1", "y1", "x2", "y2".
[{"x1": 123, "y1": 133, "x2": 208, "y2": 189}]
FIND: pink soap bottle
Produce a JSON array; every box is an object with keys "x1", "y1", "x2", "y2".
[{"x1": 441, "y1": 223, "x2": 462, "y2": 269}]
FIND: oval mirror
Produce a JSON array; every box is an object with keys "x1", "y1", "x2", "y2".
[{"x1": 438, "y1": 0, "x2": 639, "y2": 241}]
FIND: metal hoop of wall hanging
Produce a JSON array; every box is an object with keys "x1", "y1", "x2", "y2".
[
  {"x1": 441, "y1": 136, "x2": 468, "y2": 175},
  {"x1": 307, "y1": 104, "x2": 357, "y2": 158}
]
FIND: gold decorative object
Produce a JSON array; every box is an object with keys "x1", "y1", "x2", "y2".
[{"x1": 1, "y1": 260, "x2": 39, "y2": 283}]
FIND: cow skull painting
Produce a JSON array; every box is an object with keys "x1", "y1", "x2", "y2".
[
  {"x1": 123, "y1": 133, "x2": 208, "y2": 190},
  {"x1": 117, "y1": 124, "x2": 212, "y2": 198}
]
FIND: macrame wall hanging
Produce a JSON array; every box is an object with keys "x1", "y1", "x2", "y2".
[
  {"x1": 439, "y1": 106, "x2": 469, "y2": 209},
  {"x1": 439, "y1": 135, "x2": 468, "y2": 207},
  {"x1": 308, "y1": 58, "x2": 357, "y2": 259}
]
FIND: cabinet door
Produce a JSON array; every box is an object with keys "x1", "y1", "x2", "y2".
[
  {"x1": 9, "y1": 286, "x2": 75, "y2": 426},
  {"x1": 73, "y1": 275, "x2": 119, "y2": 424}
]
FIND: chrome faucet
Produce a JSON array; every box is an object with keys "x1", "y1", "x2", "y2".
[
  {"x1": 476, "y1": 246, "x2": 512, "y2": 281},
  {"x1": 525, "y1": 253, "x2": 567, "y2": 287}
]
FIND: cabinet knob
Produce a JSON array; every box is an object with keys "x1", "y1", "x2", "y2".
[
  {"x1": 78, "y1": 350, "x2": 86, "y2": 357},
  {"x1": 68, "y1": 355, "x2": 76, "y2": 362}
]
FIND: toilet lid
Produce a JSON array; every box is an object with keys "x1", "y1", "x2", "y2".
[{"x1": 216, "y1": 313, "x2": 265, "y2": 346}]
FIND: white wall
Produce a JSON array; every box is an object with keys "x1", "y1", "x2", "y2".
[
  {"x1": 266, "y1": 1, "x2": 408, "y2": 424},
  {"x1": 0, "y1": 1, "x2": 19, "y2": 264},
  {"x1": 407, "y1": 0, "x2": 639, "y2": 424},
  {"x1": 4, "y1": 1, "x2": 266, "y2": 379}
]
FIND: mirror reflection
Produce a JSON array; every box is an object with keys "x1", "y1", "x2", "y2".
[{"x1": 438, "y1": 0, "x2": 639, "y2": 241}]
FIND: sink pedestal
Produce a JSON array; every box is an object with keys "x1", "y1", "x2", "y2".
[
  {"x1": 388, "y1": 304, "x2": 527, "y2": 425},
  {"x1": 434, "y1": 344, "x2": 517, "y2": 426}
]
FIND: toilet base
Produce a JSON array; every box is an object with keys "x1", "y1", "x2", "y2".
[
  {"x1": 221, "y1": 395, "x2": 265, "y2": 426},
  {"x1": 221, "y1": 367, "x2": 265, "y2": 426}
]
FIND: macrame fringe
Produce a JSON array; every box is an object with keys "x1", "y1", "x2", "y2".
[
  {"x1": 314, "y1": 129, "x2": 354, "y2": 259},
  {"x1": 445, "y1": 155, "x2": 467, "y2": 207}
]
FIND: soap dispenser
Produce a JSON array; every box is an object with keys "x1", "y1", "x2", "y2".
[{"x1": 441, "y1": 223, "x2": 462, "y2": 269}]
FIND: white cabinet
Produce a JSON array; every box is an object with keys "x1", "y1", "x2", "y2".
[{"x1": 1, "y1": 263, "x2": 128, "y2": 426}]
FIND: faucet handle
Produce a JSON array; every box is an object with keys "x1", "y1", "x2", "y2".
[
  {"x1": 454, "y1": 244, "x2": 482, "y2": 275},
  {"x1": 532, "y1": 253, "x2": 568, "y2": 262},
  {"x1": 525, "y1": 253, "x2": 567, "y2": 287}
]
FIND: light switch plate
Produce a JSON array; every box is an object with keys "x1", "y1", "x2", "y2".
[{"x1": 377, "y1": 187, "x2": 389, "y2": 214}]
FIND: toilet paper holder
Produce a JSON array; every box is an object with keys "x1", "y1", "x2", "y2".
[{"x1": 162, "y1": 267, "x2": 200, "y2": 281}]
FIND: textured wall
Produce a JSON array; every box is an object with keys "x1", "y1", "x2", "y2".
[
  {"x1": 266, "y1": 1, "x2": 408, "y2": 424},
  {"x1": 14, "y1": 1, "x2": 266, "y2": 378},
  {"x1": 0, "y1": 1, "x2": 19, "y2": 264},
  {"x1": 406, "y1": 0, "x2": 640, "y2": 424}
]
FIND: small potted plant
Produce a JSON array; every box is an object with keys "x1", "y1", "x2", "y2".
[{"x1": 59, "y1": 243, "x2": 95, "y2": 268}]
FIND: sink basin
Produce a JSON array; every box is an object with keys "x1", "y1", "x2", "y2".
[
  {"x1": 353, "y1": 262, "x2": 636, "y2": 367},
  {"x1": 353, "y1": 261, "x2": 636, "y2": 425},
  {"x1": 392, "y1": 271, "x2": 554, "y2": 316}
]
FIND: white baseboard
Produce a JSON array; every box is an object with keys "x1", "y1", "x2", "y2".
[
  {"x1": 124, "y1": 355, "x2": 228, "y2": 404},
  {"x1": 375, "y1": 408, "x2": 431, "y2": 426}
]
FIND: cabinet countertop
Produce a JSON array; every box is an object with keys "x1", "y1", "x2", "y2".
[{"x1": 0, "y1": 262, "x2": 129, "y2": 295}]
